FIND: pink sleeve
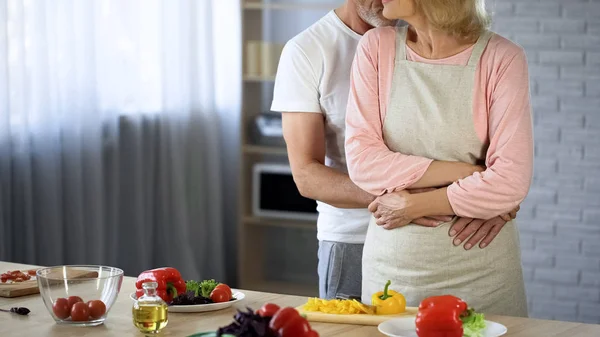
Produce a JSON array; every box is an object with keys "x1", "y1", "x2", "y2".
[
  {"x1": 345, "y1": 29, "x2": 433, "y2": 196},
  {"x1": 447, "y1": 48, "x2": 534, "y2": 219}
]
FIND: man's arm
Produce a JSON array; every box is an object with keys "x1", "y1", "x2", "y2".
[
  {"x1": 284, "y1": 113, "x2": 453, "y2": 226},
  {"x1": 283, "y1": 112, "x2": 375, "y2": 208}
]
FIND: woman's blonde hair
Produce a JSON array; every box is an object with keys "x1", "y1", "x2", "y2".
[{"x1": 416, "y1": 0, "x2": 491, "y2": 39}]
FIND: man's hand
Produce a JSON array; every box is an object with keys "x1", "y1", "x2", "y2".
[
  {"x1": 448, "y1": 204, "x2": 520, "y2": 249},
  {"x1": 500, "y1": 205, "x2": 520, "y2": 222},
  {"x1": 449, "y1": 216, "x2": 508, "y2": 250},
  {"x1": 412, "y1": 215, "x2": 454, "y2": 227}
]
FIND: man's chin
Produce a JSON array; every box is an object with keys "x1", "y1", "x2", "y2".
[
  {"x1": 360, "y1": 8, "x2": 396, "y2": 28},
  {"x1": 376, "y1": 16, "x2": 398, "y2": 27},
  {"x1": 374, "y1": 9, "x2": 396, "y2": 27}
]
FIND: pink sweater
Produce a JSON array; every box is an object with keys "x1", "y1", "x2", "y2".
[{"x1": 345, "y1": 27, "x2": 534, "y2": 219}]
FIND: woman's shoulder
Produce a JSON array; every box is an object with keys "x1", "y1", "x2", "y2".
[
  {"x1": 485, "y1": 32, "x2": 528, "y2": 63},
  {"x1": 364, "y1": 26, "x2": 397, "y2": 39},
  {"x1": 361, "y1": 26, "x2": 397, "y2": 47},
  {"x1": 358, "y1": 26, "x2": 397, "y2": 58},
  {"x1": 480, "y1": 32, "x2": 530, "y2": 93}
]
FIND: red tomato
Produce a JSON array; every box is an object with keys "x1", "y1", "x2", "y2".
[
  {"x1": 269, "y1": 307, "x2": 301, "y2": 332},
  {"x1": 70, "y1": 302, "x2": 90, "y2": 322},
  {"x1": 87, "y1": 300, "x2": 106, "y2": 319},
  {"x1": 306, "y1": 330, "x2": 319, "y2": 337},
  {"x1": 52, "y1": 298, "x2": 70, "y2": 319},
  {"x1": 27, "y1": 269, "x2": 37, "y2": 276},
  {"x1": 278, "y1": 315, "x2": 312, "y2": 337},
  {"x1": 210, "y1": 288, "x2": 230, "y2": 303},
  {"x1": 214, "y1": 283, "x2": 232, "y2": 297},
  {"x1": 257, "y1": 303, "x2": 281, "y2": 317},
  {"x1": 67, "y1": 296, "x2": 84, "y2": 311}
]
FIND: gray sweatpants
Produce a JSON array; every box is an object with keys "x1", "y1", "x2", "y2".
[{"x1": 317, "y1": 240, "x2": 364, "y2": 299}]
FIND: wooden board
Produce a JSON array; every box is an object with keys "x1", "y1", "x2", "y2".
[
  {"x1": 0, "y1": 279, "x2": 41, "y2": 298},
  {"x1": 0, "y1": 269, "x2": 98, "y2": 298},
  {"x1": 296, "y1": 305, "x2": 418, "y2": 326}
]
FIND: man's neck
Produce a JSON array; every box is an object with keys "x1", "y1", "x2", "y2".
[{"x1": 335, "y1": 2, "x2": 373, "y2": 35}]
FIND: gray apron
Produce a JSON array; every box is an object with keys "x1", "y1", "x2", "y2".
[{"x1": 361, "y1": 27, "x2": 528, "y2": 317}]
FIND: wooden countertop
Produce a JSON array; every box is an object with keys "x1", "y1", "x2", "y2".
[{"x1": 1, "y1": 261, "x2": 599, "y2": 337}]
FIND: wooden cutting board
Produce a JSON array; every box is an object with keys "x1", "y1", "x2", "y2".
[
  {"x1": 296, "y1": 305, "x2": 418, "y2": 326},
  {"x1": 0, "y1": 269, "x2": 99, "y2": 298}
]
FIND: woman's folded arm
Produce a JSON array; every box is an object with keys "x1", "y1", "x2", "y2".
[
  {"x1": 447, "y1": 49, "x2": 534, "y2": 219},
  {"x1": 345, "y1": 30, "x2": 485, "y2": 196}
]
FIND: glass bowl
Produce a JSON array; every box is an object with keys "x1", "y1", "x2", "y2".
[{"x1": 37, "y1": 265, "x2": 124, "y2": 327}]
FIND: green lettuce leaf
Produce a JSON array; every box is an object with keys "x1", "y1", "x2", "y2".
[
  {"x1": 199, "y1": 279, "x2": 219, "y2": 298},
  {"x1": 186, "y1": 279, "x2": 219, "y2": 298},
  {"x1": 185, "y1": 280, "x2": 202, "y2": 297},
  {"x1": 461, "y1": 308, "x2": 486, "y2": 337}
]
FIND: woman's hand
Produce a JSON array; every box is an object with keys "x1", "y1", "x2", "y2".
[
  {"x1": 369, "y1": 188, "x2": 455, "y2": 229},
  {"x1": 368, "y1": 190, "x2": 415, "y2": 230}
]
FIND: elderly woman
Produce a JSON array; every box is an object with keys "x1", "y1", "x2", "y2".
[{"x1": 345, "y1": 0, "x2": 533, "y2": 316}]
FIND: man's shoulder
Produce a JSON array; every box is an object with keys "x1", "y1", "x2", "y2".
[{"x1": 286, "y1": 12, "x2": 353, "y2": 58}]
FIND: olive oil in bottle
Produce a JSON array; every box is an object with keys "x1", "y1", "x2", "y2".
[{"x1": 132, "y1": 282, "x2": 168, "y2": 334}]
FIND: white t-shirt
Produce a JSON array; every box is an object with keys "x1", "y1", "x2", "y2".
[{"x1": 271, "y1": 11, "x2": 371, "y2": 244}]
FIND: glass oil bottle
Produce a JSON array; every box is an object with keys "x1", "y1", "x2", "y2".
[{"x1": 132, "y1": 281, "x2": 168, "y2": 334}]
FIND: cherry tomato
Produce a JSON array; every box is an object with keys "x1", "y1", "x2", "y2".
[
  {"x1": 87, "y1": 300, "x2": 106, "y2": 319},
  {"x1": 70, "y1": 302, "x2": 90, "y2": 322},
  {"x1": 52, "y1": 298, "x2": 70, "y2": 319},
  {"x1": 257, "y1": 303, "x2": 281, "y2": 317},
  {"x1": 214, "y1": 283, "x2": 232, "y2": 297},
  {"x1": 269, "y1": 307, "x2": 301, "y2": 332},
  {"x1": 210, "y1": 288, "x2": 231, "y2": 303},
  {"x1": 67, "y1": 296, "x2": 84, "y2": 311},
  {"x1": 278, "y1": 315, "x2": 312, "y2": 337},
  {"x1": 27, "y1": 269, "x2": 37, "y2": 276},
  {"x1": 306, "y1": 330, "x2": 320, "y2": 337}
]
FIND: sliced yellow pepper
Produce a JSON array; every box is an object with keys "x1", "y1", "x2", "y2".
[
  {"x1": 371, "y1": 280, "x2": 406, "y2": 315},
  {"x1": 303, "y1": 298, "x2": 376, "y2": 315}
]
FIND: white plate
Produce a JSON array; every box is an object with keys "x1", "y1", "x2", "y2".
[
  {"x1": 378, "y1": 317, "x2": 507, "y2": 337},
  {"x1": 129, "y1": 291, "x2": 245, "y2": 313}
]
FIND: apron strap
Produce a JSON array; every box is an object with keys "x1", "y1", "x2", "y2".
[
  {"x1": 395, "y1": 26, "x2": 408, "y2": 62},
  {"x1": 467, "y1": 30, "x2": 494, "y2": 67}
]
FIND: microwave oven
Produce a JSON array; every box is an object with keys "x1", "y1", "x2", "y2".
[{"x1": 252, "y1": 163, "x2": 318, "y2": 221}]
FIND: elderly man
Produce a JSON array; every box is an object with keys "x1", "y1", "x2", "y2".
[{"x1": 271, "y1": 0, "x2": 517, "y2": 300}]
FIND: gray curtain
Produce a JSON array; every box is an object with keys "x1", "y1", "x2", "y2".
[{"x1": 0, "y1": 0, "x2": 241, "y2": 282}]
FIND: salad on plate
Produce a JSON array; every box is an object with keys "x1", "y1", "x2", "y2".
[{"x1": 132, "y1": 267, "x2": 240, "y2": 309}]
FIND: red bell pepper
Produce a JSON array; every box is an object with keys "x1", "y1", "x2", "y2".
[
  {"x1": 415, "y1": 295, "x2": 468, "y2": 337},
  {"x1": 135, "y1": 267, "x2": 187, "y2": 303}
]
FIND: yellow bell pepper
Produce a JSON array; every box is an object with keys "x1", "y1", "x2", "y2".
[{"x1": 371, "y1": 280, "x2": 406, "y2": 315}]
